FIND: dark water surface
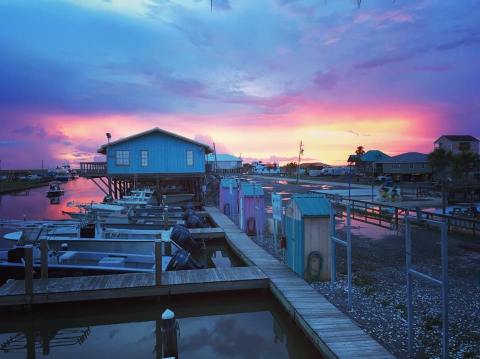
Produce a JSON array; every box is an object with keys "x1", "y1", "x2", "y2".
[{"x1": 0, "y1": 291, "x2": 321, "y2": 359}]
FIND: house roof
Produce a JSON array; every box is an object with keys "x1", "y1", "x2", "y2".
[
  {"x1": 206, "y1": 153, "x2": 242, "y2": 162},
  {"x1": 349, "y1": 150, "x2": 390, "y2": 163},
  {"x1": 291, "y1": 194, "x2": 330, "y2": 217},
  {"x1": 435, "y1": 135, "x2": 479, "y2": 143},
  {"x1": 240, "y1": 183, "x2": 264, "y2": 196},
  {"x1": 360, "y1": 150, "x2": 391, "y2": 162},
  {"x1": 98, "y1": 127, "x2": 213, "y2": 154},
  {"x1": 378, "y1": 152, "x2": 428, "y2": 163}
]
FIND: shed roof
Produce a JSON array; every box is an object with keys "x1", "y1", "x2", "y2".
[
  {"x1": 206, "y1": 153, "x2": 242, "y2": 162},
  {"x1": 98, "y1": 127, "x2": 213, "y2": 154},
  {"x1": 291, "y1": 194, "x2": 330, "y2": 217},
  {"x1": 378, "y1": 152, "x2": 428, "y2": 163},
  {"x1": 240, "y1": 183, "x2": 264, "y2": 196},
  {"x1": 434, "y1": 135, "x2": 479, "y2": 143},
  {"x1": 220, "y1": 178, "x2": 240, "y2": 188}
]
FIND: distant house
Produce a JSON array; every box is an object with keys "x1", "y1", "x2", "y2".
[
  {"x1": 348, "y1": 150, "x2": 391, "y2": 176},
  {"x1": 206, "y1": 153, "x2": 243, "y2": 173},
  {"x1": 251, "y1": 161, "x2": 280, "y2": 175},
  {"x1": 81, "y1": 127, "x2": 212, "y2": 201},
  {"x1": 434, "y1": 135, "x2": 479, "y2": 155},
  {"x1": 377, "y1": 152, "x2": 432, "y2": 181}
]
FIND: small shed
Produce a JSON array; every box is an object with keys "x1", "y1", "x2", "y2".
[
  {"x1": 239, "y1": 183, "x2": 265, "y2": 236},
  {"x1": 285, "y1": 194, "x2": 331, "y2": 281},
  {"x1": 219, "y1": 178, "x2": 240, "y2": 220}
]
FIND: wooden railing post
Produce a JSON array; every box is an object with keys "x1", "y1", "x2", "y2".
[
  {"x1": 40, "y1": 237, "x2": 48, "y2": 279},
  {"x1": 155, "y1": 239, "x2": 163, "y2": 286},
  {"x1": 24, "y1": 245, "x2": 33, "y2": 297}
]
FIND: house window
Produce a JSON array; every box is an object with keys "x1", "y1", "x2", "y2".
[
  {"x1": 409, "y1": 163, "x2": 414, "y2": 169},
  {"x1": 421, "y1": 163, "x2": 425, "y2": 169},
  {"x1": 140, "y1": 150, "x2": 148, "y2": 167},
  {"x1": 116, "y1": 151, "x2": 130, "y2": 166},
  {"x1": 393, "y1": 163, "x2": 401, "y2": 169},
  {"x1": 186, "y1": 150, "x2": 194, "y2": 166}
]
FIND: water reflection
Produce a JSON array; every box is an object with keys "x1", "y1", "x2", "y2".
[
  {"x1": 0, "y1": 292, "x2": 320, "y2": 359},
  {"x1": 0, "y1": 179, "x2": 103, "y2": 220}
]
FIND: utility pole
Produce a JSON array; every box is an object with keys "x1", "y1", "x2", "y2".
[
  {"x1": 213, "y1": 142, "x2": 218, "y2": 173},
  {"x1": 296, "y1": 141, "x2": 304, "y2": 184}
]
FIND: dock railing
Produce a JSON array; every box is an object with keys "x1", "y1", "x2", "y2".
[
  {"x1": 79, "y1": 162, "x2": 107, "y2": 178},
  {"x1": 321, "y1": 193, "x2": 479, "y2": 237}
]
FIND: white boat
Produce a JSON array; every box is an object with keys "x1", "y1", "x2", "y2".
[
  {"x1": 46, "y1": 182, "x2": 64, "y2": 197},
  {"x1": 53, "y1": 168, "x2": 70, "y2": 182},
  {"x1": 115, "y1": 188, "x2": 155, "y2": 205}
]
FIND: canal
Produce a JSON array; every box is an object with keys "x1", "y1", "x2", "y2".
[{"x1": 0, "y1": 290, "x2": 321, "y2": 359}]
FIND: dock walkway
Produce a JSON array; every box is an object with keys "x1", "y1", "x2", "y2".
[
  {"x1": 206, "y1": 206, "x2": 394, "y2": 359},
  {"x1": 0, "y1": 266, "x2": 268, "y2": 306}
]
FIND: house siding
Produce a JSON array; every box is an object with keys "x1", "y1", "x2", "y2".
[
  {"x1": 106, "y1": 132, "x2": 206, "y2": 175},
  {"x1": 435, "y1": 137, "x2": 480, "y2": 155},
  {"x1": 382, "y1": 162, "x2": 431, "y2": 174}
]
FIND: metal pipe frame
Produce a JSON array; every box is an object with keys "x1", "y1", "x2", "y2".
[
  {"x1": 405, "y1": 218, "x2": 449, "y2": 358},
  {"x1": 330, "y1": 204, "x2": 353, "y2": 311}
]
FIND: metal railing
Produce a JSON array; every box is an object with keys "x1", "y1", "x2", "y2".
[
  {"x1": 330, "y1": 204, "x2": 353, "y2": 311},
  {"x1": 79, "y1": 162, "x2": 107, "y2": 177},
  {"x1": 405, "y1": 216, "x2": 449, "y2": 358}
]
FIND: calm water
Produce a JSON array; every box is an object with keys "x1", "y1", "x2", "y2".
[
  {"x1": 0, "y1": 291, "x2": 321, "y2": 359},
  {"x1": 0, "y1": 178, "x2": 104, "y2": 220}
]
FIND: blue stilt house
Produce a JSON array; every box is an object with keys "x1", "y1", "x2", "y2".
[{"x1": 80, "y1": 127, "x2": 212, "y2": 202}]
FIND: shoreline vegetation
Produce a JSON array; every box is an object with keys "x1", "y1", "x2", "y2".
[{"x1": 0, "y1": 179, "x2": 51, "y2": 194}]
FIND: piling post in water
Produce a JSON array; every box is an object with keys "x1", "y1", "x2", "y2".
[
  {"x1": 40, "y1": 237, "x2": 48, "y2": 280},
  {"x1": 164, "y1": 205, "x2": 169, "y2": 229},
  {"x1": 161, "y1": 309, "x2": 179, "y2": 358},
  {"x1": 155, "y1": 239, "x2": 163, "y2": 286},
  {"x1": 24, "y1": 245, "x2": 34, "y2": 308}
]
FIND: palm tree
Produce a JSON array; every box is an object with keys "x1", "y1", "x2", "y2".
[{"x1": 355, "y1": 146, "x2": 365, "y2": 156}]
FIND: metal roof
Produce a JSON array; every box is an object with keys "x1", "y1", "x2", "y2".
[
  {"x1": 434, "y1": 135, "x2": 479, "y2": 142},
  {"x1": 378, "y1": 152, "x2": 428, "y2": 163},
  {"x1": 206, "y1": 153, "x2": 242, "y2": 162},
  {"x1": 220, "y1": 178, "x2": 240, "y2": 188},
  {"x1": 98, "y1": 127, "x2": 213, "y2": 154},
  {"x1": 291, "y1": 194, "x2": 330, "y2": 217},
  {"x1": 240, "y1": 183, "x2": 264, "y2": 196},
  {"x1": 360, "y1": 150, "x2": 391, "y2": 162}
]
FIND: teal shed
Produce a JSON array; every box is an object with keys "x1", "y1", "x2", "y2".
[{"x1": 285, "y1": 194, "x2": 331, "y2": 280}]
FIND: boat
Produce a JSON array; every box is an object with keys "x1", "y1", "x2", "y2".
[
  {"x1": 53, "y1": 168, "x2": 70, "y2": 182},
  {"x1": 115, "y1": 188, "x2": 155, "y2": 205},
  {"x1": 46, "y1": 182, "x2": 64, "y2": 197}
]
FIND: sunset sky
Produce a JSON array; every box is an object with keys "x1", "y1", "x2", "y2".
[{"x1": 0, "y1": 0, "x2": 479, "y2": 168}]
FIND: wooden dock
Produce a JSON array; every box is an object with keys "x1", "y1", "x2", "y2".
[
  {"x1": 0, "y1": 266, "x2": 268, "y2": 306},
  {"x1": 0, "y1": 207, "x2": 394, "y2": 358},
  {"x1": 206, "y1": 206, "x2": 394, "y2": 359}
]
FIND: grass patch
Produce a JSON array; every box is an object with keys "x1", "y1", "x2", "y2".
[
  {"x1": 379, "y1": 299, "x2": 391, "y2": 306},
  {"x1": 424, "y1": 314, "x2": 442, "y2": 331},
  {"x1": 353, "y1": 275, "x2": 375, "y2": 287}
]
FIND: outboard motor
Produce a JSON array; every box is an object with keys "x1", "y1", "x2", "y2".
[
  {"x1": 7, "y1": 247, "x2": 25, "y2": 263},
  {"x1": 185, "y1": 213, "x2": 207, "y2": 228},
  {"x1": 182, "y1": 208, "x2": 195, "y2": 220},
  {"x1": 170, "y1": 225, "x2": 201, "y2": 252},
  {"x1": 103, "y1": 194, "x2": 113, "y2": 203},
  {"x1": 166, "y1": 250, "x2": 203, "y2": 271}
]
